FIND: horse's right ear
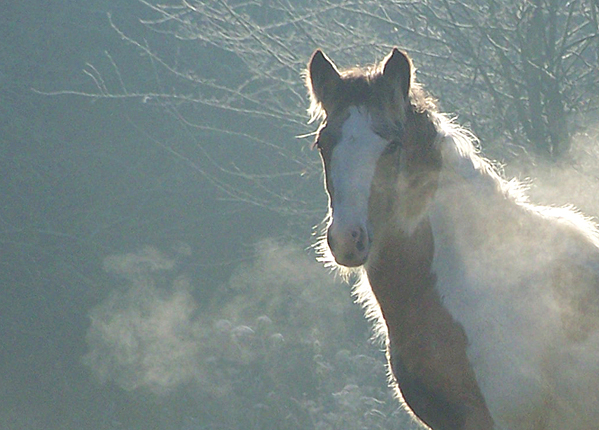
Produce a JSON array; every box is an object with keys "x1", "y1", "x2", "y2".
[
  {"x1": 307, "y1": 50, "x2": 341, "y2": 104},
  {"x1": 382, "y1": 48, "x2": 412, "y2": 98}
]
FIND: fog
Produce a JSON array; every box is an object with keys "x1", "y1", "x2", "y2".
[
  {"x1": 2, "y1": 1, "x2": 598, "y2": 429},
  {"x1": 80, "y1": 241, "x2": 411, "y2": 429}
]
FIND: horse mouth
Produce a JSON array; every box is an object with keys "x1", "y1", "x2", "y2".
[{"x1": 333, "y1": 252, "x2": 368, "y2": 267}]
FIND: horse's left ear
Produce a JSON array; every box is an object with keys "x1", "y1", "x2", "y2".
[
  {"x1": 382, "y1": 48, "x2": 412, "y2": 97},
  {"x1": 307, "y1": 49, "x2": 341, "y2": 105}
]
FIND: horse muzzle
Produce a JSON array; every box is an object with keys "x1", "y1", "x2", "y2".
[{"x1": 327, "y1": 220, "x2": 370, "y2": 267}]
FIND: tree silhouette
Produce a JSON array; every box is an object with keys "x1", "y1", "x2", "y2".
[
  {"x1": 62, "y1": 0, "x2": 598, "y2": 160},
  {"x1": 384, "y1": 0, "x2": 599, "y2": 156}
]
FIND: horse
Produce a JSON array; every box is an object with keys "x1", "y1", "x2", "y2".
[{"x1": 305, "y1": 48, "x2": 599, "y2": 430}]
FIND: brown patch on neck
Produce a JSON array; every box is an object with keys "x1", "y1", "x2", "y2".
[
  {"x1": 366, "y1": 219, "x2": 493, "y2": 430},
  {"x1": 401, "y1": 108, "x2": 442, "y2": 221}
]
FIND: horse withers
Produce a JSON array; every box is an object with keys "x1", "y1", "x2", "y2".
[{"x1": 305, "y1": 48, "x2": 599, "y2": 430}]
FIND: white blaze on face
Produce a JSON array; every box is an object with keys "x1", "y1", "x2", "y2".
[{"x1": 327, "y1": 106, "x2": 390, "y2": 266}]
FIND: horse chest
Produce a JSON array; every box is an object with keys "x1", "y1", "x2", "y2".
[{"x1": 366, "y1": 220, "x2": 493, "y2": 430}]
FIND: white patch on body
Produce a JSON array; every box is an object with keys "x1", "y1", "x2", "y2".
[
  {"x1": 329, "y1": 106, "x2": 389, "y2": 230},
  {"x1": 429, "y1": 131, "x2": 599, "y2": 430}
]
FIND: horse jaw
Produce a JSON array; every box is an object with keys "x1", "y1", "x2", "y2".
[{"x1": 326, "y1": 106, "x2": 390, "y2": 267}]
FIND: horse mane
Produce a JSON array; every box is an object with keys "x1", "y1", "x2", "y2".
[{"x1": 434, "y1": 112, "x2": 599, "y2": 247}]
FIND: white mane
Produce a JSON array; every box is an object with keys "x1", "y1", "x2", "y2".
[{"x1": 433, "y1": 112, "x2": 599, "y2": 248}]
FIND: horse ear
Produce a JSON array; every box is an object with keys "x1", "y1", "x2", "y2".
[
  {"x1": 382, "y1": 48, "x2": 412, "y2": 97},
  {"x1": 307, "y1": 49, "x2": 341, "y2": 104}
]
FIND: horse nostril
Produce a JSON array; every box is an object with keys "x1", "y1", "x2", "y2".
[
  {"x1": 351, "y1": 227, "x2": 366, "y2": 252},
  {"x1": 355, "y1": 237, "x2": 365, "y2": 252}
]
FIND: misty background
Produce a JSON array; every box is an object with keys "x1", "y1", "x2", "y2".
[{"x1": 2, "y1": 1, "x2": 598, "y2": 429}]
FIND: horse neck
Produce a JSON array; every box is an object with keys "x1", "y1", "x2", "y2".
[
  {"x1": 365, "y1": 129, "x2": 518, "y2": 302},
  {"x1": 365, "y1": 214, "x2": 437, "y2": 320}
]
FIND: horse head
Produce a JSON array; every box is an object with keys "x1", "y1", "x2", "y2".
[{"x1": 306, "y1": 48, "x2": 440, "y2": 267}]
